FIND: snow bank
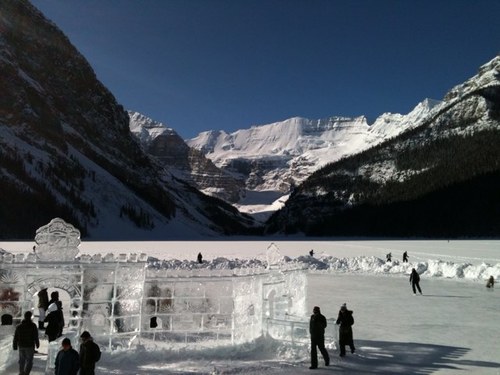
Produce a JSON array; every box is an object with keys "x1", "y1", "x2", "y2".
[{"x1": 147, "y1": 255, "x2": 500, "y2": 282}]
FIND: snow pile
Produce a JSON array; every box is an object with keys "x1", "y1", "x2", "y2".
[{"x1": 147, "y1": 255, "x2": 500, "y2": 282}]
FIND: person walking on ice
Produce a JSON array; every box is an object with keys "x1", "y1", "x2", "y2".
[
  {"x1": 386, "y1": 253, "x2": 392, "y2": 262},
  {"x1": 402, "y1": 251, "x2": 409, "y2": 263},
  {"x1": 13, "y1": 311, "x2": 40, "y2": 375},
  {"x1": 410, "y1": 268, "x2": 422, "y2": 295},
  {"x1": 309, "y1": 306, "x2": 330, "y2": 369},
  {"x1": 336, "y1": 303, "x2": 355, "y2": 357}
]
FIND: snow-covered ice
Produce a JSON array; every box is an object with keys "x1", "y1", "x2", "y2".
[{"x1": 1, "y1": 239, "x2": 500, "y2": 374}]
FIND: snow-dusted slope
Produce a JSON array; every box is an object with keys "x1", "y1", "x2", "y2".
[
  {"x1": 267, "y1": 55, "x2": 500, "y2": 236},
  {"x1": 0, "y1": 1, "x2": 255, "y2": 239},
  {"x1": 186, "y1": 99, "x2": 440, "y2": 219}
]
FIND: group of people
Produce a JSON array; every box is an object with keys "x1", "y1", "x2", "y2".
[
  {"x1": 386, "y1": 251, "x2": 409, "y2": 263},
  {"x1": 53, "y1": 331, "x2": 101, "y2": 375},
  {"x1": 12, "y1": 287, "x2": 101, "y2": 375},
  {"x1": 39, "y1": 289, "x2": 65, "y2": 342},
  {"x1": 13, "y1": 314, "x2": 101, "y2": 375},
  {"x1": 308, "y1": 303, "x2": 355, "y2": 369}
]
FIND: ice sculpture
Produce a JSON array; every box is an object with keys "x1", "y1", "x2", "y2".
[
  {"x1": 0, "y1": 218, "x2": 314, "y2": 372},
  {"x1": 34, "y1": 218, "x2": 80, "y2": 261}
]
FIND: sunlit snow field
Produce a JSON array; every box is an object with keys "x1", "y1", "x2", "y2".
[{"x1": 2, "y1": 240, "x2": 500, "y2": 374}]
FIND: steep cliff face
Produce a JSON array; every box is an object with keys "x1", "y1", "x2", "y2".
[
  {"x1": 266, "y1": 55, "x2": 500, "y2": 237},
  {"x1": 129, "y1": 111, "x2": 245, "y2": 203},
  {"x1": 187, "y1": 100, "x2": 441, "y2": 195},
  {"x1": 0, "y1": 1, "x2": 255, "y2": 239}
]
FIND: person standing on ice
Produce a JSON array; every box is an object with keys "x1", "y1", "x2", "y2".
[
  {"x1": 55, "y1": 338, "x2": 80, "y2": 375},
  {"x1": 409, "y1": 268, "x2": 422, "y2": 295},
  {"x1": 309, "y1": 249, "x2": 314, "y2": 257},
  {"x1": 13, "y1": 311, "x2": 40, "y2": 375},
  {"x1": 37, "y1": 287, "x2": 49, "y2": 330},
  {"x1": 386, "y1": 253, "x2": 392, "y2": 262},
  {"x1": 402, "y1": 251, "x2": 409, "y2": 263},
  {"x1": 45, "y1": 302, "x2": 64, "y2": 342},
  {"x1": 336, "y1": 303, "x2": 355, "y2": 357},
  {"x1": 79, "y1": 331, "x2": 101, "y2": 375},
  {"x1": 486, "y1": 276, "x2": 495, "y2": 288},
  {"x1": 197, "y1": 252, "x2": 203, "y2": 264},
  {"x1": 309, "y1": 306, "x2": 330, "y2": 369}
]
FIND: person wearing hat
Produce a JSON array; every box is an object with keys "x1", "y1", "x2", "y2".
[
  {"x1": 55, "y1": 337, "x2": 80, "y2": 375},
  {"x1": 336, "y1": 303, "x2": 355, "y2": 357},
  {"x1": 13, "y1": 311, "x2": 40, "y2": 375},
  {"x1": 309, "y1": 306, "x2": 330, "y2": 369},
  {"x1": 79, "y1": 331, "x2": 101, "y2": 375}
]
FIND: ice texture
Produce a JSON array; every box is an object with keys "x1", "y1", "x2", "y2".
[{"x1": 34, "y1": 218, "x2": 80, "y2": 262}]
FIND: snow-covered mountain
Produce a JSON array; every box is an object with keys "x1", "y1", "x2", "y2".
[
  {"x1": 187, "y1": 99, "x2": 441, "y2": 219},
  {"x1": 266, "y1": 55, "x2": 500, "y2": 237},
  {"x1": 129, "y1": 111, "x2": 245, "y2": 203},
  {"x1": 0, "y1": 0, "x2": 255, "y2": 239}
]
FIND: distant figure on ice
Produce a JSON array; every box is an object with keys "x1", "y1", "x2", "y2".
[
  {"x1": 37, "y1": 287, "x2": 49, "y2": 330},
  {"x1": 13, "y1": 311, "x2": 39, "y2": 375},
  {"x1": 336, "y1": 303, "x2": 355, "y2": 357},
  {"x1": 197, "y1": 252, "x2": 203, "y2": 264},
  {"x1": 45, "y1": 302, "x2": 64, "y2": 342},
  {"x1": 309, "y1": 249, "x2": 314, "y2": 257},
  {"x1": 486, "y1": 276, "x2": 495, "y2": 288},
  {"x1": 410, "y1": 268, "x2": 422, "y2": 295},
  {"x1": 386, "y1": 253, "x2": 392, "y2": 262},
  {"x1": 402, "y1": 251, "x2": 409, "y2": 263},
  {"x1": 55, "y1": 338, "x2": 80, "y2": 375},
  {"x1": 309, "y1": 306, "x2": 330, "y2": 369},
  {"x1": 79, "y1": 331, "x2": 101, "y2": 375}
]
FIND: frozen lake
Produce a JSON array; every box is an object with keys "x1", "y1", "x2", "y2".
[
  {"x1": 3, "y1": 240, "x2": 500, "y2": 374},
  {"x1": 3, "y1": 239, "x2": 500, "y2": 265}
]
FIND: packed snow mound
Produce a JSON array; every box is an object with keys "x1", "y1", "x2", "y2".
[{"x1": 147, "y1": 255, "x2": 500, "y2": 282}]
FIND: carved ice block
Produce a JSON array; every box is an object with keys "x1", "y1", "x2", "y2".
[{"x1": 34, "y1": 218, "x2": 81, "y2": 262}]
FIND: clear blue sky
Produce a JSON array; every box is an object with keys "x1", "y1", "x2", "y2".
[{"x1": 31, "y1": 0, "x2": 500, "y2": 139}]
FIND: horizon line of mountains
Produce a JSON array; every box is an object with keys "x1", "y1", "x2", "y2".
[{"x1": 0, "y1": 0, "x2": 499, "y2": 239}]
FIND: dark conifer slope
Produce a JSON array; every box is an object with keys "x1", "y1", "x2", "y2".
[
  {"x1": 266, "y1": 56, "x2": 500, "y2": 237},
  {"x1": 0, "y1": 1, "x2": 255, "y2": 239}
]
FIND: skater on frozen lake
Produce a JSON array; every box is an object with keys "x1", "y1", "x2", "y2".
[
  {"x1": 13, "y1": 311, "x2": 39, "y2": 375},
  {"x1": 386, "y1": 253, "x2": 392, "y2": 262},
  {"x1": 410, "y1": 268, "x2": 422, "y2": 295},
  {"x1": 336, "y1": 303, "x2": 355, "y2": 357},
  {"x1": 402, "y1": 251, "x2": 409, "y2": 263},
  {"x1": 486, "y1": 275, "x2": 495, "y2": 288},
  {"x1": 309, "y1": 306, "x2": 330, "y2": 369}
]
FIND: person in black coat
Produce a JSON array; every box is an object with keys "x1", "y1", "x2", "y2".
[
  {"x1": 13, "y1": 311, "x2": 40, "y2": 375},
  {"x1": 37, "y1": 288, "x2": 49, "y2": 330},
  {"x1": 402, "y1": 251, "x2": 409, "y2": 263},
  {"x1": 79, "y1": 331, "x2": 101, "y2": 375},
  {"x1": 336, "y1": 303, "x2": 355, "y2": 357},
  {"x1": 55, "y1": 338, "x2": 80, "y2": 375},
  {"x1": 45, "y1": 302, "x2": 63, "y2": 342},
  {"x1": 309, "y1": 306, "x2": 330, "y2": 369},
  {"x1": 409, "y1": 268, "x2": 422, "y2": 295}
]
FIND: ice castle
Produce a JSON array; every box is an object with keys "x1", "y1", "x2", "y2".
[{"x1": 1, "y1": 218, "x2": 332, "y2": 372}]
